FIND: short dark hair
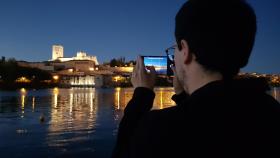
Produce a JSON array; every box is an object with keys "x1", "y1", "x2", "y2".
[{"x1": 175, "y1": 0, "x2": 257, "y2": 79}]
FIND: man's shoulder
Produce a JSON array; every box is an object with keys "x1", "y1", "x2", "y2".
[
  {"x1": 139, "y1": 106, "x2": 184, "y2": 128},
  {"x1": 134, "y1": 106, "x2": 184, "y2": 139},
  {"x1": 148, "y1": 106, "x2": 181, "y2": 118},
  {"x1": 258, "y1": 93, "x2": 280, "y2": 113}
]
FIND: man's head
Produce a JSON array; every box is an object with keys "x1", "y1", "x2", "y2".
[{"x1": 174, "y1": 0, "x2": 257, "y2": 82}]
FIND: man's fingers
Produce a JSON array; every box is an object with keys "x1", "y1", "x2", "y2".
[
  {"x1": 167, "y1": 76, "x2": 173, "y2": 83},
  {"x1": 132, "y1": 66, "x2": 136, "y2": 77},
  {"x1": 171, "y1": 65, "x2": 177, "y2": 75},
  {"x1": 131, "y1": 56, "x2": 141, "y2": 78},
  {"x1": 137, "y1": 56, "x2": 147, "y2": 74},
  {"x1": 135, "y1": 56, "x2": 140, "y2": 71},
  {"x1": 146, "y1": 66, "x2": 156, "y2": 76},
  {"x1": 138, "y1": 56, "x2": 145, "y2": 70},
  {"x1": 130, "y1": 57, "x2": 156, "y2": 90}
]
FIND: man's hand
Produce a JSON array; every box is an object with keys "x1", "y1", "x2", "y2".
[{"x1": 131, "y1": 56, "x2": 156, "y2": 90}]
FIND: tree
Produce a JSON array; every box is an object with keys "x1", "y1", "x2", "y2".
[
  {"x1": 1, "y1": 56, "x2": 5, "y2": 63},
  {"x1": 0, "y1": 58, "x2": 52, "y2": 83},
  {"x1": 110, "y1": 57, "x2": 126, "y2": 67}
]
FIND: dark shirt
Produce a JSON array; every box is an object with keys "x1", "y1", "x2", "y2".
[{"x1": 112, "y1": 78, "x2": 280, "y2": 158}]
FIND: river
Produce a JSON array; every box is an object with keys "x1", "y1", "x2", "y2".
[{"x1": 0, "y1": 87, "x2": 279, "y2": 157}]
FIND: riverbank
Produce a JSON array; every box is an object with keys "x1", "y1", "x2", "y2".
[
  {"x1": 0, "y1": 82, "x2": 59, "y2": 90},
  {"x1": 0, "y1": 75, "x2": 173, "y2": 90},
  {"x1": 0, "y1": 78, "x2": 279, "y2": 90}
]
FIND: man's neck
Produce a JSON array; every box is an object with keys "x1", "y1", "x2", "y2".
[{"x1": 185, "y1": 71, "x2": 223, "y2": 95}]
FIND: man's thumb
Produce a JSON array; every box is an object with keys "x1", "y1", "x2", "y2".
[
  {"x1": 171, "y1": 65, "x2": 177, "y2": 75},
  {"x1": 147, "y1": 66, "x2": 156, "y2": 76}
]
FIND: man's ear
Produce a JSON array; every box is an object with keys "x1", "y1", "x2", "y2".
[{"x1": 180, "y1": 40, "x2": 192, "y2": 64}]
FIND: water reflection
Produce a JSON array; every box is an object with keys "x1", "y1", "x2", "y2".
[
  {"x1": 20, "y1": 88, "x2": 26, "y2": 118},
  {"x1": 0, "y1": 87, "x2": 279, "y2": 157},
  {"x1": 113, "y1": 87, "x2": 176, "y2": 110},
  {"x1": 153, "y1": 88, "x2": 176, "y2": 109},
  {"x1": 47, "y1": 88, "x2": 97, "y2": 147},
  {"x1": 32, "y1": 96, "x2": 35, "y2": 112},
  {"x1": 46, "y1": 87, "x2": 176, "y2": 147},
  {"x1": 271, "y1": 87, "x2": 280, "y2": 102},
  {"x1": 53, "y1": 87, "x2": 58, "y2": 108}
]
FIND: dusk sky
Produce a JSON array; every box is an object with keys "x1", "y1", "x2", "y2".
[{"x1": 0, "y1": 0, "x2": 279, "y2": 73}]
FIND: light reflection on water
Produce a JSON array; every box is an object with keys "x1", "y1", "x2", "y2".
[
  {"x1": 0, "y1": 87, "x2": 279, "y2": 157},
  {"x1": 271, "y1": 87, "x2": 280, "y2": 102},
  {"x1": 47, "y1": 88, "x2": 98, "y2": 148},
  {"x1": 113, "y1": 87, "x2": 175, "y2": 110},
  {"x1": 0, "y1": 87, "x2": 176, "y2": 158}
]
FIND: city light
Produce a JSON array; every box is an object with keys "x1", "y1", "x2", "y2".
[
  {"x1": 114, "y1": 76, "x2": 121, "y2": 82},
  {"x1": 20, "y1": 88, "x2": 26, "y2": 94},
  {"x1": 53, "y1": 75, "x2": 59, "y2": 80},
  {"x1": 16, "y1": 77, "x2": 31, "y2": 83}
]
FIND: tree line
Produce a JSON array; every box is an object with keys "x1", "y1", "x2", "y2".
[
  {"x1": 103, "y1": 56, "x2": 136, "y2": 67},
  {"x1": 0, "y1": 57, "x2": 52, "y2": 84}
]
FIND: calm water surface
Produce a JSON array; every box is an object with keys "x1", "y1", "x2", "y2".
[
  {"x1": 0, "y1": 87, "x2": 175, "y2": 158},
  {"x1": 0, "y1": 87, "x2": 279, "y2": 158}
]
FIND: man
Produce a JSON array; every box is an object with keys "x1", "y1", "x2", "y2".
[{"x1": 112, "y1": 0, "x2": 280, "y2": 157}]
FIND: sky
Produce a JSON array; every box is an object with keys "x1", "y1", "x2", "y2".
[{"x1": 0, "y1": 0, "x2": 279, "y2": 74}]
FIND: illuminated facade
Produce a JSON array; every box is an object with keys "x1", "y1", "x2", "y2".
[
  {"x1": 52, "y1": 45, "x2": 64, "y2": 60},
  {"x1": 73, "y1": 52, "x2": 99, "y2": 65},
  {"x1": 52, "y1": 47, "x2": 99, "y2": 66},
  {"x1": 69, "y1": 75, "x2": 95, "y2": 86},
  {"x1": 58, "y1": 52, "x2": 99, "y2": 65},
  {"x1": 16, "y1": 45, "x2": 132, "y2": 87}
]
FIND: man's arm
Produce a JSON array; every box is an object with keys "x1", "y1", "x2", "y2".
[
  {"x1": 112, "y1": 87, "x2": 155, "y2": 158},
  {"x1": 113, "y1": 56, "x2": 156, "y2": 158}
]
